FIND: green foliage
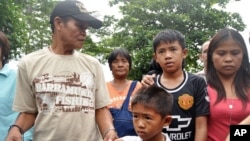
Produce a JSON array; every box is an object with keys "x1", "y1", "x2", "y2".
[
  {"x1": 99, "y1": 0, "x2": 246, "y2": 80},
  {"x1": 0, "y1": 0, "x2": 28, "y2": 59},
  {"x1": 1, "y1": 0, "x2": 107, "y2": 62},
  {"x1": 1, "y1": 0, "x2": 246, "y2": 81}
]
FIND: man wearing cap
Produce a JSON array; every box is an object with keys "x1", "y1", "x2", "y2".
[{"x1": 5, "y1": 1, "x2": 117, "y2": 141}]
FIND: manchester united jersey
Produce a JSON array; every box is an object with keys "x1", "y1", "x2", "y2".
[{"x1": 154, "y1": 71, "x2": 209, "y2": 141}]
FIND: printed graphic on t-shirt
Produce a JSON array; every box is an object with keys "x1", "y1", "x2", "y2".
[
  {"x1": 178, "y1": 94, "x2": 194, "y2": 110},
  {"x1": 164, "y1": 115, "x2": 192, "y2": 140},
  {"x1": 33, "y1": 72, "x2": 95, "y2": 113}
]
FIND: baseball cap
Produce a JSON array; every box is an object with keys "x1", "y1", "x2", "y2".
[{"x1": 50, "y1": 0, "x2": 102, "y2": 29}]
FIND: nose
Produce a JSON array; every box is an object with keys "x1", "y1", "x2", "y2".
[
  {"x1": 117, "y1": 61, "x2": 124, "y2": 66},
  {"x1": 164, "y1": 51, "x2": 172, "y2": 59},
  {"x1": 137, "y1": 119, "x2": 145, "y2": 128},
  {"x1": 224, "y1": 54, "x2": 233, "y2": 62}
]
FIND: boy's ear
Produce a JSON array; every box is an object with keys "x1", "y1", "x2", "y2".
[
  {"x1": 153, "y1": 53, "x2": 156, "y2": 59},
  {"x1": 153, "y1": 53, "x2": 157, "y2": 62},
  {"x1": 183, "y1": 48, "x2": 188, "y2": 59},
  {"x1": 163, "y1": 115, "x2": 172, "y2": 127}
]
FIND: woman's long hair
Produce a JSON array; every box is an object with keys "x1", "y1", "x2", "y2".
[{"x1": 207, "y1": 28, "x2": 250, "y2": 106}]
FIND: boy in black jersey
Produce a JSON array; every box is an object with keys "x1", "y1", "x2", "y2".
[{"x1": 141, "y1": 29, "x2": 209, "y2": 141}]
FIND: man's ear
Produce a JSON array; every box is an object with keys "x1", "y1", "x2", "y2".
[
  {"x1": 54, "y1": 17, "x2": 63, "y2": 31},
  {"x1": 163, "y1": 115, "x2": 172, "y2": 127}
]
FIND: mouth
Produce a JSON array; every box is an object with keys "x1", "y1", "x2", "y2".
[
  {"x1": 78, "y1": 38, "x2": 85, "y2": 42},
  {"x1": 137, "y1": 131, "x2": 146, "y2": 136},
  {"x1": 223, "y1": 66, "x2": 234, "y2": 70},
  {"x1": 165, "y1": 62, "x2": 174, "y2": 67}
]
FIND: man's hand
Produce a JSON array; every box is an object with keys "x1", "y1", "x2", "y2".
[
  {"x1": 103, "y1": 129, "x2": 118, "y2": 141},
  {"x1": 5, "y1": 127, "x2": 22, "y2": 141}
]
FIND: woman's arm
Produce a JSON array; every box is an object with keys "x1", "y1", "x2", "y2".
[{"x1": 225, "y1": 115, "x2": 250, "y2": 141}]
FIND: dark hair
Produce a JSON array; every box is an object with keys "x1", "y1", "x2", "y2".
[
  {"x1": 152, "y1": 29, "x2": 186, "y2": 69},
  {"x1": 131, "y1": 85, "x2": 173, "y2": 118},
  {"x1": 153, "y1": 29, "x2": 186, "y2": 52},
  {"x1": 108, "y1": 48, "x2": 132, "y2": 70},
  {"x1": 147, "y1": 59, "x2": 162, "y2": 75},
  {"x1": 0, "y1": 31, "x2": 10, "y2": 66},
  {"x1": 207, "y1": 28, "x2": 250, "y2": 106}
]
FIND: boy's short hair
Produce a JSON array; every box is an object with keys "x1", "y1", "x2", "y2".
[
  {"x1": 153, "y1": 29, "x2": 186, "y2": 52},
  {"x1": 108, "y1": 48, "x2": 132, "y2": 70},
  {"x1": 131, "y1": 85, "x2": 173, "y2": 118}
]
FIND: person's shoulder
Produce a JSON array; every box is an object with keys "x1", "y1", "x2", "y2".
[
  {"x1": 186, "y1": 71, "x2": 206, "y2": 85},
  {"x1": 0, "y1": 63, "x2": 17, "y2": 76},
  {"x1": 76, "y1": 52, "x2": 100, "y2": 64},
  {"x1": 188, "y1": 72, "x2": 205, "y2": 80},
  {"x1": 195, "y1": 69, "x2": 205, "y2": 75},
  {"x1": 20, "y1": 48, "x2": 47, "y2": 62}
]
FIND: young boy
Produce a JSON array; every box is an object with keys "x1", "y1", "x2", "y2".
[
  {"x1": 141, "y1": 29, "x2": 209, "y2": 141},
  {"x1": 115, "y1": 85, "x2": 173, "y2": 141}
]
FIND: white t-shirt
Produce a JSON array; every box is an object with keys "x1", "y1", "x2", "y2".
[
  {"x1": 13, "y1": 48, "x2": 111, "y2": 141},
  {"x1": 120, "y1": 133, "x2": 171, "y2": 141}
]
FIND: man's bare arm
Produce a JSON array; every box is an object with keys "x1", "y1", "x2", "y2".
[
  {"x1": 96, "y1": 107, "x2": 118, "y2": 141},
  {"x1": 5, "y1": 112, "x2": 36, "y2": 141}
]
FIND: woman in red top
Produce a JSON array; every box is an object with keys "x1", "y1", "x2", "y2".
[{"x1": 207, "y1": 28, "x2": 250, "y2": 141}]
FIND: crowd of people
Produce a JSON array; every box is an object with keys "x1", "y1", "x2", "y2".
[{"x1": 1, "y1": 0, "x2": 250, "y2": 141}]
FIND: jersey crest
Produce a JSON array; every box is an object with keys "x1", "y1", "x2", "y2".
[{"x1": 178, "y1": 94, "x2": 194, "y2": 110}]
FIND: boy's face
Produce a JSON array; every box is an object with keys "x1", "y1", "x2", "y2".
[
  {"x1": 154, "y1": 41, "x2": 187, "y2": 73},
  {"x1": 132, "y1": 103, "x2": 172, "y2": 141}
]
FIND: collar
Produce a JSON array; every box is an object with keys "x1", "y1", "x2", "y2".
[{"x1": 0, "y1": 64, "x2": 16, "y2": 77}]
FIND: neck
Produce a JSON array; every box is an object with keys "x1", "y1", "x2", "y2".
[
  {"x1": 112, "y1": 78, "x2": 129, "y2": 84},
  {"x1": 162, "y1": 69, "x2": 184, "y2": 80},
  {"x1": 50, "y1": 44, "x2": 74, "y2": 55},
  {"x1": 110, "y1": 79, "x2": 130, "y2": 92}
]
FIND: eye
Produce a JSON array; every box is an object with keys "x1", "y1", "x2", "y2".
[
  {"x1": 75, "y1": 22, "x2": 88, "y2": 31},
  {"x1": 216, "y1": 51, "x2": 226, "y2": 56},
  {"x1": 231, "y1": 50, "x2": 240, "y2": 56},
  {"x1": 170, "y1": 48, "x2": 177, "y2": 51},
  {"x1": 112, "y1": 60, "x2": 119, "y2": 64},
  {"x1": 122, "y1": 59, "x2": 128, "y2": 63},
  {"x1": 158, "y1": 50, "x2": 164, "y2": 54},
  {"x1": 133, "y1": 114, "x2": 138, "y2": 119},
  {"x1": 145, "y1": 115, "x2": 152, "y2": 120}
]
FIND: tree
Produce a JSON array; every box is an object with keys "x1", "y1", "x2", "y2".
[
  {"x1": 99, "y1": 0, "x2": 246, "y2": 80},
  {"x1": 1, "y1": 0, "x2": 104, "y2": 61},
  {"x1": 0, "y1": 0, "x2": 28, "y2": 59}
]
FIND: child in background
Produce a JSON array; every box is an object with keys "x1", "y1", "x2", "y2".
[
  {"x1": 115, "y1": 85, "x2": 173, "y2": 141},
  {"x1": 141, "y1": 29, "x2": 209, "y2": 141}
]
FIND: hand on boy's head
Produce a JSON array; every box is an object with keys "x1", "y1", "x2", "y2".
[{"x1": 141, "y1": 74, "x2": 156, "y2": 87}]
